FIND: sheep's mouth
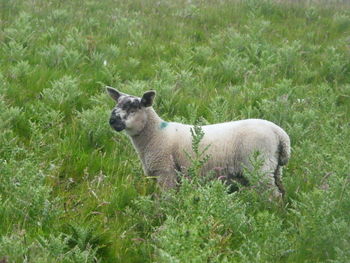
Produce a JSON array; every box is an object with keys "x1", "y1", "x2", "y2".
[
  {"x1": 109, "y1": 118, "x2": 126, "y2": 132},
  {"x1": 113, "y1": 125, "x2": 125, "y2": 132},
  {"x1": 110, "y1": 123, "x2": 126, "y2": 132}
]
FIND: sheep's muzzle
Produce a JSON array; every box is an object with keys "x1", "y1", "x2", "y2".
[{"x1": 109, "y1": 115, "x2": 125, "y2": 132}]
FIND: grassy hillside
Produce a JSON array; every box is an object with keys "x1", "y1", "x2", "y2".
[{"x1": 1, "y1": 0, "x2": 350, "y2": 262}]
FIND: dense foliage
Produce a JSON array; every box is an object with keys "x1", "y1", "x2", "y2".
[{"x1": 1, "y1": 0, "x2": 350, "y2": 262}]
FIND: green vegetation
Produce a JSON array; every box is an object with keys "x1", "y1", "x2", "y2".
[{"x1": 1, "y1": 0, "x2": 350, "y2": 262}]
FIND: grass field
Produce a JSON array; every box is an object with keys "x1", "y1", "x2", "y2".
[{"x1": 1, "y1": 0, "x2": 350, "y2": 262}]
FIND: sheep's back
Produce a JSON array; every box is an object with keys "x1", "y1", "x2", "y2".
[
  {"x1": 200, "y1": 119, "x2": 286, "y2": 172},
  {"x1": 165, "y1": 119, "x2": 289, "y2": 174}
]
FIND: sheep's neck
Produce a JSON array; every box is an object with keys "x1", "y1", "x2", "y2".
[{"x1": 130, "y1": 108, "x2": 163, "y2": 159}]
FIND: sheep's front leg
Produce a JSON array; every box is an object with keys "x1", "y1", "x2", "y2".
[
  {"x1": 145, "y1": 154, "x2": 178, "y2": 191},
  {"x1": 155, "y1": 168, "x2": 178, "y2": 191}
]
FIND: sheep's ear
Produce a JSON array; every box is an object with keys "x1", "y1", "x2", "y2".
[
  {"x1": 106, "y1": 86, "x2": 122, "y2": 102},
  {"x1": 141, "y1": 90, "x2": 156, "y2": 107}
]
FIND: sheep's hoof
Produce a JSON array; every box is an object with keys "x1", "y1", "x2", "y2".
[{"x1": 268, "y1": 190, "x2": 284, "y2": 205}]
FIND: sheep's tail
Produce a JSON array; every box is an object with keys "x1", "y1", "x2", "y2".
[{"x1": 276, "y1": 128, "x2": 291, "y2": 166}]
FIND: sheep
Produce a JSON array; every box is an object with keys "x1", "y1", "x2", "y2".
[{"x1": 107, "y1": 87, "x2": 291, "y2": 198}]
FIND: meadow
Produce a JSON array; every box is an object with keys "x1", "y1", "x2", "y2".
[{"x1": 1, "y1": 0, "x2": 350, "y2": 262}]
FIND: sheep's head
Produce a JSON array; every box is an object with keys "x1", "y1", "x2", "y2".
[{"x1": 107, "y1": 86, "x2": 156, "y2": 136}]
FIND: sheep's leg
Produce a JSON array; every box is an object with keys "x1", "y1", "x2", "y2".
[
  {"x1": 260, "y1": 160, "x2": 283, "y2": 199},
  {"x1": 264, "y1": 174, "x2": 282, "y2": 199},
  {"x1": 156, "y1": 169, "x2": 178, "y2": 191},
  {"x1": 274, "y1": 166, "x2": 285, "y2": 196}
]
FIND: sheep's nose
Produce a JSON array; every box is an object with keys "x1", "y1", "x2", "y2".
[
  {"x1": 109, "y1": 115, "x2": 121, "y2": 125},
  {"x1": 109, "y1": 118, "x2": 116, "y2": 125}
]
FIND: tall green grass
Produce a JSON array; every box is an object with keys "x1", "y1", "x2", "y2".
[{"x1": 1, "y1": 0, "x2": 350, "y2": 262}]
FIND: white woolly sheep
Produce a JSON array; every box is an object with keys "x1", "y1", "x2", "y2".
[{"x1": 107, "y1": 87, "x2": 291, "y2": 197}]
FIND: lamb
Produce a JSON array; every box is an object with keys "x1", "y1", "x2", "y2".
[{"x1": 107, "y1": 87, "x2": 291, "y2": 198}]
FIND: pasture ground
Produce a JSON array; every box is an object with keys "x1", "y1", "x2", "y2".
[{"x1": 0, "y1": 0, "x2": 350, "y2": 262}]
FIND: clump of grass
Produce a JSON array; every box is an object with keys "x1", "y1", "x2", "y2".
[{"x1": 41, "y1": 75, "x2": 82, "y2": 117}]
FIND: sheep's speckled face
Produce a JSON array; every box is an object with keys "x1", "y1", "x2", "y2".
[
  {"x1": 110, "y1": 96, "x2": 146, "y2": 135},
  {"x1": 107, "y1": 87, "x2": 155, "y2": 136}
]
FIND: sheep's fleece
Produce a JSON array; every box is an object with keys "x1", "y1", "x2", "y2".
[{"x1": 107, "y1": 87, "x2": 291, "y2": 197}]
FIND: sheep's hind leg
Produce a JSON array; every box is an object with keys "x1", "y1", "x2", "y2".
[
  {"x1": 260, "y1": 160, "x2": 283, "y2": 200},
  {"x1": 226, "y1": 172, "x2": 250, "y2": 193},
  {"x1": 274, "y1": 166, "x2": 285, "y2": 197}
]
